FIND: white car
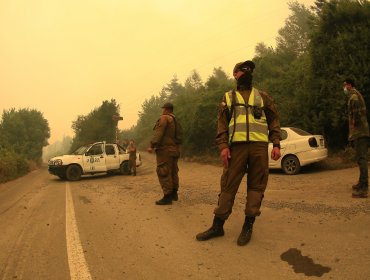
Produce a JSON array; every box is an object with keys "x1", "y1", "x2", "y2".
[{"x1": 268, "y1": 127, "x2": 328, "y2": 175}]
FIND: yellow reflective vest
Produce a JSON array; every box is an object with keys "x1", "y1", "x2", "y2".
[{"x1": 225, "y1": 88, "x2": 268, "y2": 143}]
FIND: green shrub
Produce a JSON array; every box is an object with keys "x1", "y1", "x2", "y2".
[{"x1": 0, "y1": 149, "x2": 30, "y2": 183}]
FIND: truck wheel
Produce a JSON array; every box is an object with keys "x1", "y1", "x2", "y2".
[
  {"x1": 66, "y1": 165, "x2": 82, "y2": 181},
  {"x1": 282, "y1": 155, "x2": 301, "y2": 175},
  {"x1": 58, "y1": 174, "x2": 67, "y2": 180},
  {"x1": 120, "y1": 161, "x2": 130, "y2": 175}
]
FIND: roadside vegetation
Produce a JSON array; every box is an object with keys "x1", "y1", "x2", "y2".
[
  {"x1": 1, "y1": 0, "x2": 369, "y2": 183},
  {"x1": 121, "y1": 0, "x2": 370, "y2": 158},
  {"x1": 0, "y1": 108, "x2": 50, "y2": 183},
  {"x1": 42, "y1": 135, "x2": 73, "y2": 163}
]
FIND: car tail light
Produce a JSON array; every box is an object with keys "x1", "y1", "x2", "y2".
[
  {"x1": 308, "y1": 137, "x2": 318, "y2": 147},
  {"x1": 320, "y1": 139, "x2": 324, "y2": 146}
]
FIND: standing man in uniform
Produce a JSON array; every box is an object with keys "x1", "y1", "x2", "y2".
[
  {"x1": 344, "y1": 78, "x2": 369, "y2": 198},
  {"x1": 127, "y1": 139, "x2": 137, "y2": 176},
  {"x1": 196, "y1": 60, "x2": 281, "y2": 246},
  {"x1": 148, "y1": 102, "x2": 180, "y2": 205},
  {"x1": 122, "y1": 139, "x2": 129, "y2": 150}
]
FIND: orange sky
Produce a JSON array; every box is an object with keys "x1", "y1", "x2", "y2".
[{"x1": 0, "y1": 0, "x2": 315, "y2": 143}]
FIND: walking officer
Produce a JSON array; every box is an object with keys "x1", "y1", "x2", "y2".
[
  {"x1": 196, "y1": 60, "x2": 281, "y2": 246},
  {"x1": 127, "y1": 139, "x2": 137, "y2": 176},
  {"x1": 148, "y1": 102, "x2": 180, "y2": 205}
]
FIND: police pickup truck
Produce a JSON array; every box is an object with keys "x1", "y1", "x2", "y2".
[{"x1": 48, "y1": 141, "x2": 141, "y2": 181}]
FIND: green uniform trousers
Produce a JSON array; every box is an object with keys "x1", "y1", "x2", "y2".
[
  {"x1": 214, "y1": 142, "x2": 269, "y2": 220},
  {"x1": 129, "y1": 155, "x2": 136, "y2": 175},
  {"x1": 354, "y1": 136, "x2": 369, "y2": 188},
  {"x1": 155, "y1": 149, "x2": 179, "y2": 195}
]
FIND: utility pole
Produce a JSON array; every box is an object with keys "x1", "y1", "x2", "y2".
[{"x1": 112, "y1": 115, "x2": 123, "y2": 143}]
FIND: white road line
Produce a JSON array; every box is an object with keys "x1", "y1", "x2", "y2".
[{"x1": 66, "y1": 182, "x2": 92, "y2": 280}]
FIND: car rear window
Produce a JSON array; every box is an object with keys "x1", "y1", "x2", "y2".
[{"x1": 290, "y1": 127, "x2": 312, "y2": 136}]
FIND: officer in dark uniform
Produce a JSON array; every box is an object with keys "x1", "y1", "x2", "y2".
[
  {"x1": 127, "y1": 139, "x2": 137, "y2": 176},
  {"x1": 196, "y1": 60, "x2": 281, "y2": 245},
  {"x1": 344, "y1": 78, "x2": 369, "y2": 198},
  {"x1": 148, "y1": 102, "x2": 180, "y2": 205}
]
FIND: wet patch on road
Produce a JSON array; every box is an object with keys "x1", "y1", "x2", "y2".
[
  {"x1": 79, "y1": 196, "x2": 91, "y2": 204},
  {"x1": 281, "y1": 248, "x2": 331, "y2": 277}
]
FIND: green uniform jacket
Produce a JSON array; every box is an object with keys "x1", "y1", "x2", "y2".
[
  {"x1": 150, "y1": 113, "x2": 180, "y2": 153},
  {"x1": 347, "y1": 88, "x2": 370, "y2": 141}
]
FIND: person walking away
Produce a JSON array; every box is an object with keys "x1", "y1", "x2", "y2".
[
  {"x1": 344, "y1": 78, "x2": 369, "y2": 198},
  {"x1": 147, "y1": 102, "x2": 181, "y2": 205},
  {"x1": 196, "y1": 60, "x2": 281, "y2": 246},
  {"x1": 122, "y1": 139, "x2": 129, "y2": 150},
  {"x1": 128, "y1": 139, "x2": 137, "y2": 176}
]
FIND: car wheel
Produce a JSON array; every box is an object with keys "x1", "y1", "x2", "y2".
[
  {"x1": 66, "y1": 165, "x2": 82, "y2": 181},
  {"x1": 120, "y1": 161, "x2": 130, "y2": 175},
  {"x1": 282, "y1": 155, "x2": 301, "y2": 175}
]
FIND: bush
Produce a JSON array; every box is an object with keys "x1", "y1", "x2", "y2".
[
  {"x1": 312, "y1": 147, "x2": 364, "y2": 171},
  {"x1": 0, "y1": 149, "x2": 30, "y2": 183}
]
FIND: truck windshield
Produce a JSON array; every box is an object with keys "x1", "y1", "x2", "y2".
[{"x1": 73, "y1": 145, "x2": 91, "y2": 155}]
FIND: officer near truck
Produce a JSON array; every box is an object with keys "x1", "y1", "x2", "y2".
[
  {"x1": 196, "y1": 60, "x2": 281, "y2": 246},
  {"x1": 147, "y1": 102, "x2": 181, "y2": 205},
  {"x1": 127, "y1": 139, "x2": 137, "y2": 176}
]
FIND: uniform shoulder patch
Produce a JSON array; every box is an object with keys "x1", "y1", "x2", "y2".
[{"x1": 351, "y1": 94, "x2": 359, "y2": 101}]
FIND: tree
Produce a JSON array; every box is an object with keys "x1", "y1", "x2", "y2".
[
  {"x1": 120, "y1": 0, "x2": 370, "y2": 156},
  {"x1": 184, "y1": 68, "x2": 233, "y2": 155},
  {"x1": 276, "y1": 1, "x2": 314, "y2": 59},
  {"x1": 205, "y1": 67, "x2": 233, "y2": 91},
  {"x1": 309, "y1": 0, "x2": 370, "y2": 148},
  {"x1": 133, "y1": 95, "x2": 164, "y2": 148},
  {"x1": 160, "y1": 75, "x2": 185, "y2": 100},
  {"x1": 184, "y1": 70, "x2": 205, "y2": 92},
  {"x1": 70, "y1": 99, "x2": 120, "y2": 151},
  {"x1": 127, "y1": 68, "x2": 233, "y2": 156},
  {"x1": 253, "y1": 2, "x2": 314, "y2": 129},
  {"x1": 0, "y1": 108, "x2": 50, "y2": 161}
]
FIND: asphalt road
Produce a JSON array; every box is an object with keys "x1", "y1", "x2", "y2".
[{"x1": 1, "y1": 153, "x2": 369, "y2": 280}]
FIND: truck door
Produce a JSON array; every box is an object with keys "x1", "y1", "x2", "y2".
[
  {"x1": 83, "y1": 143, "x2": 107, "y2": 172},
  {"x1": 105, "y1": 144, "x2": 120, "y2": 170}
]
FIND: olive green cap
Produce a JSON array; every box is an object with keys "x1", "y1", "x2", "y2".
[{"x1": 233, "y1": 60, "x2": 255, "y2": 73}]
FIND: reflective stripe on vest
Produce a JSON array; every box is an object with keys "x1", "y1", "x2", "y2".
[{"x1": 225, "y1": 88, "x2": 268, "y2": 143}]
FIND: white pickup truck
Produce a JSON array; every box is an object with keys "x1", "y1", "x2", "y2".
[{"x1": 48, "y1": 141, "x2": 141, "y2": 181}]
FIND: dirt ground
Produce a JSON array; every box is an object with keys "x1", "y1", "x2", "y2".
[
  {"x1": 1, "y1": 152, "x2": 370, "y2": 280},
  {"x1": 73, "y1": 152, "x2": 370, "y2": 279}
]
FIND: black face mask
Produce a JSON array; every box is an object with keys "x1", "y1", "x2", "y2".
[{"x1": 237, "y1": 72, "x2": 253, "y2": 90}]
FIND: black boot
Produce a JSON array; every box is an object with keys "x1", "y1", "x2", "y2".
[
  {"x1": 155, "y1": 194, "x2": 173, "y2": 205},
  {"x1": 352, "y1": 182, "x2": 360, "y2": 190},
  {"x1": 172, "y1": 189, "x2": 178, "y2": 201},
  {"x1": 237, "y1": 216, "x2": 255, "y2": 246},
  {"x1": 196, "y1": 217, "x2": 225, "y2": 241}
]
